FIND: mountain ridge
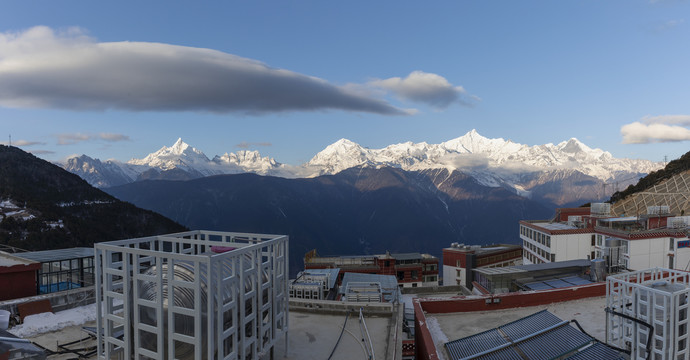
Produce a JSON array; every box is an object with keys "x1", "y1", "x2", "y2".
[
  {"x1": 0, "y1": 145, "x2": 187, "y2": 251},
  {"x1": 62, "y1": 130, "x2": 662, "y2": 207}
]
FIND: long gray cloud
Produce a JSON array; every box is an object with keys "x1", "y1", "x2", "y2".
[
  {"x1": 56, "y1": 132, "x2": 130, "y2": 145},
  {"x1": 0, "y1": 139, "x2": 46, "y2": 146},
  {"x1": 0, "y1": 26, "x2": 409, "y2": 115},
  {"x1": 369, "y1": 71, "x2": 478, "y2": 109}
]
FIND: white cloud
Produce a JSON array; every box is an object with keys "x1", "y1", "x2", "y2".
[
  {"x1": 642, "y1": 114, "x2": 690, "y2": 125},
  {"x1": 56, "y1": 132, "x2": 130, "y2": 145},
  {"x1": 621, "y1": 121, "x2": 690, "y2": 144},
  {"x1": 369, "y1": 71, "x2": 478, "y2": 109},
  {"x1": 0, "y1": 26, "x2": 407, "y2": 116}
]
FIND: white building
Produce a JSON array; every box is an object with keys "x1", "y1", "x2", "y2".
[{"x1": 520, "y1": 204, "x2": 690, "y2": 272}]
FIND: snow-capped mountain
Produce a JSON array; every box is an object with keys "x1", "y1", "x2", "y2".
[
  {"x1": 62, "y1": 131, "x2": 662, "y2": 207},
  {"x1": 63, "y1": 138, "x2": 287, "y2": 188},
  {"x1": 307, "y1": 129, "x2": 659, "y2": 182}
]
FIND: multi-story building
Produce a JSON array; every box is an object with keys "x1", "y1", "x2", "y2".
[
  {"x1": 520, "y1": 204, "x2": 690, "y2": 272},
  {"x1": 304, "y1": 249, "x2": 439, "y2": 288},
  {"x1": 441, "y1": 243, "x2": 522, "y2": 287}
]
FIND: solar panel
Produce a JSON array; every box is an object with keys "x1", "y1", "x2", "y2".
[
  {"x1": 524, "y1": 281, "x2": 553, "y2": 290},
  {"x1": 544, "y1": 279, "x2": 572, "y2": 288},
  {"x1": 444, "y1": 310, "x2": 626, "y2": 360}
]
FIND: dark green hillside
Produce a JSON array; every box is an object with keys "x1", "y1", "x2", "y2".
[
  {"x1": 610, "y1": 150, "x2": 690, "y2": 203},
  {"x1": 0, "y1": 145, "x2": 186, "y2": 250}
]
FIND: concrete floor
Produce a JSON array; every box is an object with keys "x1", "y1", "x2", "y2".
[
  {"x1": 427, "y1": 296, "x2": 609, "y2": 360},
  {"x1": 25, "y1": 311, "x2": 394, "y2": 360},
  {"x1": 29, "y1": 320, "x2": 98, "y2": 359},
  {"x1": 271, "y1": 310, "x2": 394, "y2": 360}
]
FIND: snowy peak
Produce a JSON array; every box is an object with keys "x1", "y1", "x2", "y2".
[
  {"x1": 128, "y1": 138, "x2": 210, "y2": 171},
  {"x1": 213, "y1": 150, "x2": 279, "y2": 171},
  {"x1": 305, "y1": 129, "x2": 661, "y2": 182},
  {"x1": 558, "y1": 138, "x2": 588, "y2": 154},
  {"x1": 170, "y1": 137, "x2": 190, "y2": 155}
]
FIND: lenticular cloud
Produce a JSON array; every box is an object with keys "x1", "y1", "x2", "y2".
[{"x1": 0, "y1": 26, "x2": 407, "y2": 115}]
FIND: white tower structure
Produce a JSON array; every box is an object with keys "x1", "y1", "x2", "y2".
[
  {"x1": 95, "y1": 230, "x2": 289, "y2": 360},
  {"x1": 607, "y1": 268, "x2": 690, "y2": 360}
]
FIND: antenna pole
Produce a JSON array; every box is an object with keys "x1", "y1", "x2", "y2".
[{"x1": 8, "y1": 134, "x2": 10, "y2": 147}]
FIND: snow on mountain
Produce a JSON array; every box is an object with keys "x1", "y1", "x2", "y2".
[
  {"x1": 306, "y1": 129, "x2": 661, "y2": 184},
  {"x1": 63, "y1": 131, "x2": 662, "y2": 202},
  {"x1": 128, "y1": 138, "x2": 221, "y2": 176}
]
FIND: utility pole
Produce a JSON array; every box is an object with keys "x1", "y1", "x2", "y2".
[
  {"x1": 8, "y1": 134, "x2": 10, "y2": 147},
  {"x1": 664, "y1": 155, "x2": 668, "y2": 166}
]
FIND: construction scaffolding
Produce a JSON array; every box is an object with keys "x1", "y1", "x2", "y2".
[{"x1": 95, "y1": 230, "x2": 289, "y2": 360}]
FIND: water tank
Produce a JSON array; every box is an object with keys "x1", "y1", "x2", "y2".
[
  {"x1": 590, "y1": 259, "x2": 607, "y2": 282},
  {"x1": 138, "y1": 256, "x2": 268, "y2": 360}
]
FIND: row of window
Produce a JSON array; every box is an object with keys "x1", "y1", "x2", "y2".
[
  {"x1": 523, "y1": 243, "x2": 556, "y2": 263},
  {"x1": 476, "y1": 250, "x2": 522, "y2": 266},
  {"x1": 520, "y1": 225, "x2": 551, "y2": 248}
]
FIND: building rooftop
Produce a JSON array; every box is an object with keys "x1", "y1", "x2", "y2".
[
  {"x1": 0, "y1": 251, "x2": 37, "y2": 267},
  {"x1": 425, "y1": 296, "x2": 611, "y2": 359},
  {"x1": 536, "y1": 222, "x2": 579, "y2": 230},
  {"x1": 443, "y1": 309, "x2": 625, "y2": 360},
  {"x1": 339, "y1": 272, "x2": 401, "y2": 303},
  {"x1": 13, "y1": 247, "x2": 94, "y2": 263}
]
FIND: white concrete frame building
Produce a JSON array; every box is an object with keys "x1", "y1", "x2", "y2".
[
  {"x1": 607, "y1": 268, "x2": 690, "y2": 360},
  {"x1": 95, "y1": 230, "x2": 289, "y2": 360}
]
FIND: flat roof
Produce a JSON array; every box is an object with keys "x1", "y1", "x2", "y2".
[
  {"x1": 474, "y1": 259, "x2": 591, "y2": 277},
  {"x1": 299, "y1": 268, "x2": 340, "y2": 289},
  {"x1": 391, "y1": 252, "x2": 422, "y2": 261},
  {"x1": 531, "y1": 222, "x2": 579, "y2": 231},
  {"x1": 14, "y1": 247, "x2": 94, "y2": 263},
  {"x1": 0, "y1": 251, "x2": 37, "y2": 267},
  {"x1": 339, "y1": 272, "x2": 400, "y2": 303},
  {"x1": 443, "y1": 310, "x2": 624, "y2": 360},
  {"x1": 426, "y1": 296, "x2": 610, "y2": 359}
]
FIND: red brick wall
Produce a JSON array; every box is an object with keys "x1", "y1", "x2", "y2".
[
  {"x1": 442, "y1": 249, "x2": 467, "y2": 267},
  {"x1": 419, "y1": 282, "x2": 606, "y2": 314},
  {"x1": 414, "y1": 299, "x2": 439, "y2": 360}
]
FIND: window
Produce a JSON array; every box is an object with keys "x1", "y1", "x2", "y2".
[
  {"x1": 670, "y1": 238, "x2": 674, "y2": 251},
  {"x1": 397, "y1": 271, "x2": 405, "y2": 280},
  {"x1": 597, "y1": 235, "x2": 603, "y2": 247},
  {"x1": 591, "y1": 235, "x2": 595, "y2": 246},
  {"x1": 411, "y1": 270, "x2": 419, "y2": 280}
]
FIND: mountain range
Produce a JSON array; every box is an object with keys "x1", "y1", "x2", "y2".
[
  {"x1": 105, "y1": 166, "x2": 554, "y2": 274},
  {"x1": 63, "y1": 130, "x2": 661, "y2": 208},
  {"x1": 0, "y1": 145, "x2": 186, "y2": 251}
]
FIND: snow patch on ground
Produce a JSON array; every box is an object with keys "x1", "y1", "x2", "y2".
[
  {"x1": 425, "y1": 316, "x2": 449, "y2": 360},
  {"x1": 9, "y1": 303, "x2": 98, "y2": 338}
]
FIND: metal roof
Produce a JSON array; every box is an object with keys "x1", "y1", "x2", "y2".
[
  {"x1": 13, "y1": 247, "x2": 94, "y2": 263},
  {"x1": 535, "y1": 222, "x2": 579, "y2": 231},
  {"x1": 300, "y1": 268, "x2": 340, "y2": 289},
  {"x1": 444, "y1": 310, "x2": 626, "y2": 360},
  {"x1": 391, "y1": 253, "x2": 422, "y2": 261},
  {"x1": 513, "y1": 259, "x2": 592, "y2": 271},
  {"x1": 339, "y1": 272, "x2": 401, "y2": 303}
]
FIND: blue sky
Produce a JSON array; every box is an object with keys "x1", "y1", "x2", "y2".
[{"x1": 1, "y1": 1, "x2": 689, "y2": 165}]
